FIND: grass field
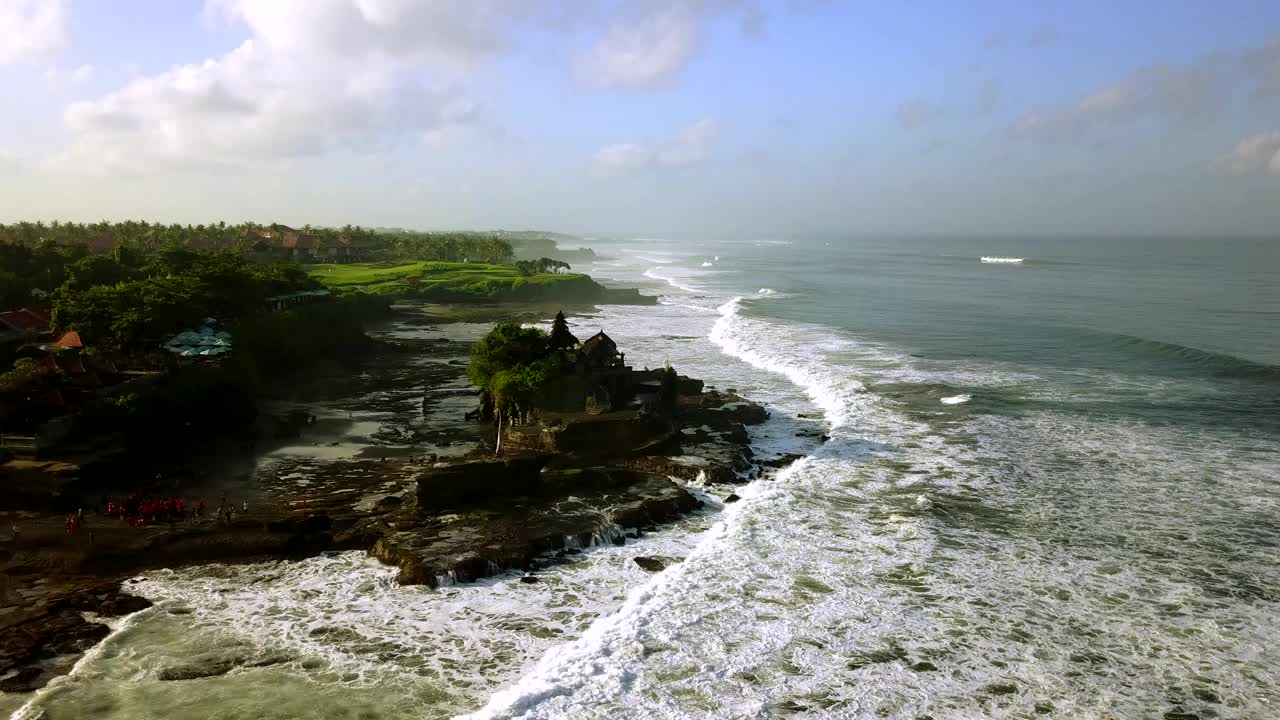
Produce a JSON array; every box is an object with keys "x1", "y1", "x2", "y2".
[{"x1": 307, "y1": 261, "x2": 602, "y2": 301}]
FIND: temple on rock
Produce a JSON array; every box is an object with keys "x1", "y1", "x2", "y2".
[{"x1": 543, "y1": 311, "x2": 661, "y2": 414}]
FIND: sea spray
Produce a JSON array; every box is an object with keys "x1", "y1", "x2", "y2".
[{"x1": 459, "y1": 459, "x2": 809, "y2": 720}]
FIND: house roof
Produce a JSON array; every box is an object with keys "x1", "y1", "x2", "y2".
[
  {"x1": 548, "y1": 311, "x2": 580, "y2": 350},
  {"x1": 581, "y1": 331, "x2": 618, "y2": 359},
  {"x1": 0, "y1": 308, "x2": 50, "y2": 334},
  {"x1": 281, "y1": 233, "x2": 315, "y2": 249},
  {"x1": 52, "y1": 331, "x2": 83, "y2": 349}
]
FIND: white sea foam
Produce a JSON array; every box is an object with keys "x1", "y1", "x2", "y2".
[
  {"x1": 980, "y1": 256, "x2": 1024, "y2": 263},
  {"x1": 642, "y1": 268, "x2": 701, "y2": 294},
  {"x1": 700, "y1": 261, "x2": 713, "y2": 267},
  {"x1": 941, "y1": 394, "x2": 971, "y2": 405}
]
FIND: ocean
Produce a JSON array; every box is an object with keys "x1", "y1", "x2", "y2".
[{"x1": 9, "y1": 236, "x2": 1279, "y2": 719}]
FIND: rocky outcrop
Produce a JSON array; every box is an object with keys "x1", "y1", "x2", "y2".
[
  {"x1": 158, "y1": 649, "x2": 292, "y2": 681},
  {"x1": 0, "y1": 583, "x2": 152, "y2": 693},
  {"x1": 543, "y1": 412, "x2": 673, "y2": 459},
  {"x1": 680, "y1": 390, "x2": 770, "y2": 428},
  {"x1": 415, "y1": 454, "x2": 551, "y2": 512},
  {"x1": 633, "y1": 556, "x2": 667, "y2": 572},
  {"x1": 373, "y1": 473, "x2": 696, "y2": 586}
]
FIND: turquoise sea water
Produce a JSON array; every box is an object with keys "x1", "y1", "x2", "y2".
[{"x1": 9, "y1": 236, "x2": 1278, "y2": 720}]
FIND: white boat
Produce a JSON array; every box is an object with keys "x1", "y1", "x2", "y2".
[{"x1": 980, "y1": 256, "x2": 1024, "y2": 264}]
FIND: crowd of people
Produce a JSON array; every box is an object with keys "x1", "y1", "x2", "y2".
[{"x1": 90, "y1": 493, "x2": 244, "y2": 529}]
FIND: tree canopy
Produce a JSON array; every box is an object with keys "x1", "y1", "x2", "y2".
[
  {"x1": 514, "y1": 258, "x2": 571, "y2": 276},
  {"x1": 467, "y1": 323, "x2": 557, "y2": 452},
  {"x1": 50, "y1": 250, "x2": 317, "y2": 353},
  {"x1": 0, "y1": 221, "x2": 514, "y2": 267}
]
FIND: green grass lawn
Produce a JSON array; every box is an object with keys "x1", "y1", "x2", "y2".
[{"x1": 307, "y1": 261, "x2": 599, "y2": 300}]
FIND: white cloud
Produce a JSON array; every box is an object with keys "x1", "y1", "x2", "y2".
[
  {"x1": 1077, "y1": 83, "x2": 1136, "y2": 114},
  {"x1": 581, "y1": 5, "x2": 700, "y2": 89},
  {"x1": 579, "y1": 0, "x2": 759, "y2": 90},
  {"x1": 591, "y1": 143, "x2": 654, "y2": 177},
  {"x1": 1216, "y1": 130, "x2": 1280, "y2": 176},
  {"x1": 657, "y1": 118, "x2": 720, "y2": 166},
  {"x1": 204, "y1": 0, "x2": 561, "y2": 71},
  {"x1": 1008, "y1": 41, "x2": 1280, "y2": 142},
  {"x1": 70, "y1": 63, "x2": 93, "y2": 83},
  {"x1": 0, "y1": 0, "x2": 67, "y2": 64},
  {"x1": 592, "y1": 118, "x2": 721, "y2": 177},
  {"x1": 54, "y1": 0, "x2": 563, "y2": 174}
]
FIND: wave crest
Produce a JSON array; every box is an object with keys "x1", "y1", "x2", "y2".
[{"x1": 1092, "y1": 333, "x2": 1280, "y2": 381}]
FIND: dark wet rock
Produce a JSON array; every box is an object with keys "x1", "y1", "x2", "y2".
[
  {"x1": 308, "y1": 626, "x2": 363, "y2": 642},
  {"x1": 58, "y1": 585, "x2": 153, "y2": 618},
  {"x1": 159, "y1": 655, "x2": 249, "y2": 681},
  {"x1": 158, "y1": 649, "x2": 290, "y2": 681},
  {"x1": 524, "y1": 412, "x2": 673, "y2": 459},
  {"x1": 723, "y1": 494, "x2": 741, "y2": 503},
  {"x1": 911, "y1": 661, "x2": 937, "y2": 672},
  {"x1": 681, "y1": 391, "x2": 769, "y2": 428},
  {"x1": 374, "y1": 495, "x2": 404, "y2": 510},
  {"x1": 373, "y1": 473, "x2": 696, "y2": 586},
  {"x1": 519, "y1": 575, "x2": 539, "y2": 584},
  {"x1": 633, "y1": 556, "x2": 666, "y2": 572},
  {"x1": 0, "y1": 607, "x2": 111, "y2": 692},
  {"x1": 675, "y1": 375, "x2": 704, "y2": 395},
  {"x1": 415, "y1": 454, "x2": 551, "y2": 512},
  {"x1": 763, "y1": 453, "x2": 805, "y2": 469}
]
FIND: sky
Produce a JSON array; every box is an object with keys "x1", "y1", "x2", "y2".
[{"x1": 0, "y1": 0, "x2": 1278, "y2": 237}]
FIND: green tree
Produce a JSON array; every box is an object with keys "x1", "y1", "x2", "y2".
[{"x1": 467, "y1": 322, "x2": 554, "y2": 454}]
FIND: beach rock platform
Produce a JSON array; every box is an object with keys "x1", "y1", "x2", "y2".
[{"x1": 374, "y1": 471, "x2": 698, "y2": 586}]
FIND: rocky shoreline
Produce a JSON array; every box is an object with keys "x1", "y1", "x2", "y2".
[{"x1": 0, "y1": 305, "x2": 777, "y2": 695}]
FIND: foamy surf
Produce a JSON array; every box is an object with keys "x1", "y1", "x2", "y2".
[
  {"x1": 642, "y1": 268, "x2": 701, "y2": 294},
  {"x1": 457, "y1": 472, "x2": 794, "y2": 720},
  {"x1": 941, "y1": 394, "x2": 971, "y2": 404},
  {"x1": 980, "y1": 256, "x2": 1024, "y2": 263}
]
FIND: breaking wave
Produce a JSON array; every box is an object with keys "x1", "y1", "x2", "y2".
[
  {"x1": 1089, "y1": 332, "x2": 1280, "y2": 381},
  {"x1": 642, "y1": 268, "x2": 701, "y2": 294},
  {"x1": 710, "y1": 298, "x2": 864, "y2": 428}
]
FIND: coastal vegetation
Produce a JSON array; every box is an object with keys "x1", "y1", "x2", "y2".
[
  {"x1": 307, "y1": 260, "x2": 618, "y2": 303},
  {"x1": 52, "y1": 248, "x2": 317, "y2": 353},
  {"x1": 466, "y1": 323, "x2": 556, "y2": 453},
  {"x1": 0, "y1": 221, "x2": 513, "y2": 265}
]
